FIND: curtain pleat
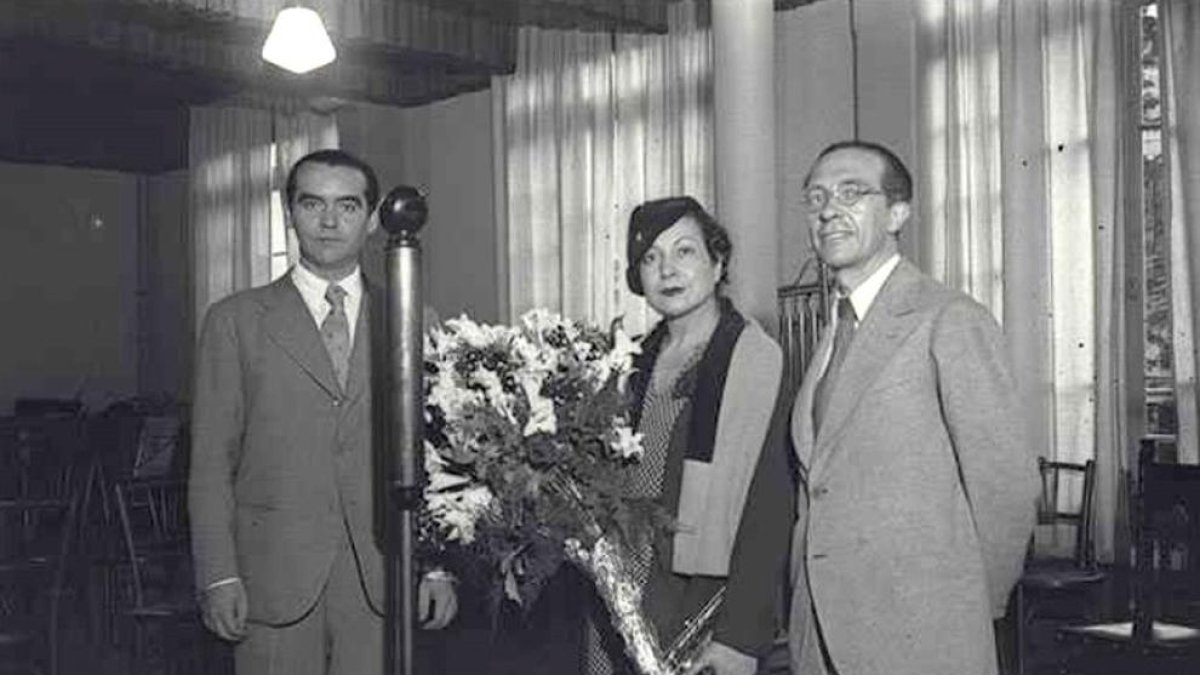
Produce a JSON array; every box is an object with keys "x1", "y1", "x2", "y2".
[
  {"x1": 1163, "y1": 0, "x2": 1200, "y2": 464},
  {"x1": 190, "y1": 102, "x2": 338, "y2": 326},
  {"x1": 189, "y1": 106, "x2": 273, "y2": 326},
  {"x1": 496, "y1": 0, "x2": 713, "y2": 337},
  {"x1": 915, "y1": 0, "x2": 1125, "y2": 561},
  {"x1": 273, "y1": 107, "x2": 340, "y2": 271}
]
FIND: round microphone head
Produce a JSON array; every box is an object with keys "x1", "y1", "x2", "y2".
[{"x1": 378, "y1": 185, "x2": 428, "y2": 235}]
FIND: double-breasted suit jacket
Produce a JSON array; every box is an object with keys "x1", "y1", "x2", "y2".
[
  {"x1": 788, "y1": 260, "x2": 1037, "y2": 675},
  {"x1": 189, "y1": 275, "x2": 385, "y2": 625}
]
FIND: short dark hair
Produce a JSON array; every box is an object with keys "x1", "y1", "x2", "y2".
[
  {"x1": 807, "y1": 140, "x2": 913, "y2": 204},
  {"x1": 285, "y1": 149, "x2": 380, "y2": 211},
  {"x1": 625, "y1": 196, "x2": 732, "y2": 296}
]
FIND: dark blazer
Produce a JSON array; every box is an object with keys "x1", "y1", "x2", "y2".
[
  {"x1": 788, "y1": 260, "x2": 1037, "y2": 675},
  {"x1": 189, "y1": 275, "x2": 384, "y2": 624}
]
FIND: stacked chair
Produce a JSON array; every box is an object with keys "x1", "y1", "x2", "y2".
[
  {"x1": 86, "y1": 398, "x2": 222, "y2": 675},
  {"x1": 0, "y1": 408, "x2": 85, "y2": 675}
]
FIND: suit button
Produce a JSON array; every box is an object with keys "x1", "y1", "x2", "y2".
[{"x1": 332, "y1": 397, "x2": 342, "y2": 407}]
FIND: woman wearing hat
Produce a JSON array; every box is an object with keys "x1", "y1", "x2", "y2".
[{"x1": 585, "y1": 197, "x2": 795, "y2": 675}]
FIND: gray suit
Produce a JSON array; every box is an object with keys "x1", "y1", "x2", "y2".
[
  {"x1": 189, "y1": 275, "x2": 384, "y2": 671},
  {"x1": 788, "y1": 260, "x2": 1037, "y2": 675}
]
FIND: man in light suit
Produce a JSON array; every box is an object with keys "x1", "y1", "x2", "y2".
[
  {"x1": 788, "y1": 141, "x2": 1037, "y2": 675},
  {"x1": 189, "y1": 149, "x2": 456, "y2": 675}
]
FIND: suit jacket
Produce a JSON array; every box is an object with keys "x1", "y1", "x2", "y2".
[
  {"x1": 189, "y1": 275, "x2": 384, "y2": 625},
  {"x1": 788, "y1": 260, "x2": 1037, "y2": 675}
]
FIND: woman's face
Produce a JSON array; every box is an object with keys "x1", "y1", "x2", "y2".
[{"x1": 638, "y1": 215, "x2": 723, "y2": 320}]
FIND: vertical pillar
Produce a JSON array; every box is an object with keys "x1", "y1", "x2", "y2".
[{"x1": 712, "y1": 0, "x2": 778, "y2": 331}]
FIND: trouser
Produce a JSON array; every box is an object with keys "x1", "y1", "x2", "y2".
[{"x1": 235, "y1": 540, "x2": 381, "y2": 675}]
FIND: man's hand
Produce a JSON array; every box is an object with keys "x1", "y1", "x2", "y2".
[
  {"x1": 200, "y1": 580, "x2": 248, "y2": 642},
  {"x1": 685, "y1": 641, "x2": 758, "y2": 675},
  {"x1": 417, "y1": 574, "x2": 458, "y2": 630}
]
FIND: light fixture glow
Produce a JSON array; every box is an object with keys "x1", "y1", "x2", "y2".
[{"x1": 261, "y1": 7, "x2": 336, "y2": 74}]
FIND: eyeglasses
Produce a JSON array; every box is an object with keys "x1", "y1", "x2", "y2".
[{"x1": 801, "y1": 182, "x2": 885, "y2": 212}]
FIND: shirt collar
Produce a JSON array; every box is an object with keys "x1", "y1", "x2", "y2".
[
  {"x1": 291, "y1": 261, "x2": 362, "y2": 302},
  {"x1": 841, "y1": 254, "x2": 900, "y2": 321}
]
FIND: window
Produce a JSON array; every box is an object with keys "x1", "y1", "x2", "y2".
[
  {"x1": 268, "y1": 142, "x2": 292, "y2": 281},
  {"x1": 1137, "y1": 1, "x2": 1177, "y2": 440}
]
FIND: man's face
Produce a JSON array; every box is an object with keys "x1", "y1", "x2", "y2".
[
  {"x1": 289, "y1": 162, "x2": 376, "y2": 281},
  {"x1": 805, "y1": 148, "x2": 908, "y2": 287}
]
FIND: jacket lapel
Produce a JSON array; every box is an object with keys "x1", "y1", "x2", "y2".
[
  {"x1": 792, "y1": 322, "x2": 833, "y2": 478},
  {"x1": 262, "y1": 277, "x2": 342, "y2": 398},
  {"x1": 810, "y1": 261, "x2": 926, "y2": 479}
]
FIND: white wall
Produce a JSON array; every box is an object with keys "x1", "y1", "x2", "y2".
[
  {"x1": 340, "y1": 91, "x2": 501, "y2": 324},
  {"x1": 854, "y1": 0, "x2": 921, "y2": 263},
  {"x1": 775, "y1": 0, "x2": 921, "y2": 282},
  {"x1": 776, "y1": 0, "x2": 856, "y2": 287},
  {"x1": 142, "y1": 169, "x2": 191, "y2": 401},
  {"x1": 0, "y1": 161, "x2": 140, "y2": 413}
]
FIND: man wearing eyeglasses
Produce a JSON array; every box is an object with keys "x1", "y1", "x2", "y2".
[
  {"x1": 786, "y1": 141, "x2": 1037, "y2": 675},
  {"x1": 189, "y1": 149, "x2": 457, "y2": 675}
]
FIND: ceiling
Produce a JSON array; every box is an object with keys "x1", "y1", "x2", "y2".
[{"x1": 0, "y1": 0, "x2": 817, "y2": 174}]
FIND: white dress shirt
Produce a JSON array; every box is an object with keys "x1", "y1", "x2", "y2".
[
  {"x1": 841, "y1": 254, "x2": 901, "y2": 326},
  {"x1": 290, "y1": 261, "x2": 364, "y2": 342}
]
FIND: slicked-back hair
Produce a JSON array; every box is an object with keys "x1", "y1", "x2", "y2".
[
  {"x1": 807, "y1": 140, "x2": 913, "y2": 205},
  {"x1": 285, "y1": 149, "x2": 380, "y2": 211}
]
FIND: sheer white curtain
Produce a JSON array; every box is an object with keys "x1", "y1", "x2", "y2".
[
  {"x1": 1163, "y1": 0, "x2": 1200, "y2": 464},
  {"x1": 273, "y1": 105, "x2": 340, "y2": 271},
  {"x1": 494, "y1": 1, "x2": 713, "y2": 336},
  {"x1": 915, "y1": 0, "x2": 1127, "y2": 560},
  {"x1": 190, "y1": 103, "x2": 338, "y2": 323},
  {"x1": 190, "y1": 106, "x2": 274, "y2": 324}
]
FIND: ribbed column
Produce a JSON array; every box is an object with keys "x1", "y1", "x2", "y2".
[{"x1": 712, "y1": 0, "x2": 778, "y2": 331}]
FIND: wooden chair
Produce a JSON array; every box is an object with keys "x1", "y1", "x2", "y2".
[
  {"x1": 112, "y1": 477, "x2": 210, "y2": 675},
  {"x1": 1056, "y1": 438, "x2": 1200, "y2": 674},
  {"x1": 82, "y1": 401, "x2": 186, "y2": 645},
  {"x1": 1015, "y1": 458, "x2": 1107, "y2": 674}
]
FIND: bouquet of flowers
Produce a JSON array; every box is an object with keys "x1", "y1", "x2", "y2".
[{"x1": 420, "y1": 310, "x2": 717, "y2": 675}]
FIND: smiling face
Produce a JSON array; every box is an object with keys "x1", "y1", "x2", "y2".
[
  {"x1": 638, "y1": 215, "x2": 723, "y2": 320},
  {"x1": 806, "y1": 147, "x2": 910, "y2": 289},
  {"x1": 289, "y1": 161, "x2": 377, "y2": 281}
]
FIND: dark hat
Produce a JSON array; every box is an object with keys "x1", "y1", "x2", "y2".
[{"x1": 625, "y1": 196, "x2": 707, "y2": 296}]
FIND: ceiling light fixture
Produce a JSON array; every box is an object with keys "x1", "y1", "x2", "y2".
[{"x1": 261, "y1": 5, "x2": 336, "y2": 74}]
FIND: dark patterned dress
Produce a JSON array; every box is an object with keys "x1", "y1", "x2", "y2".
[{"x1": 584, "y1": 347, "x2": 702, "y2": 675}]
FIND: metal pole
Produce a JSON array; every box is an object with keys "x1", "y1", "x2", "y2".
[{"x1": 378, "y1": 186, "x2": 429, "y2": 675}]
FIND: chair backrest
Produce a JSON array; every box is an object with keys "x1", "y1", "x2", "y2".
[
  {"x1": 0, "y1": 487, "x2": 78, "y2": 671},
  {"x1": 113, "y1": 477, "x2": 190, "y2": 607},
  {"x1": 1033, "y1": 456, "x2": 1098, "y2": 568},
  {"x1": 12, "y1": 398, "x2": 84, "y2": 417},
  {"x1": 0, "y1": 414, "x2": 86, "y2": 503},
  {"x1": 1132, "y1": 438, "x2": 1200, "y2": 639}
]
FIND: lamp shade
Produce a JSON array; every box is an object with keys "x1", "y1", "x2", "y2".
[{"x1": 261, "y1": 7, "x2": 336, "y2": 74}]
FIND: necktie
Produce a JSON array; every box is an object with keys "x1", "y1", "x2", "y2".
[
  {"x1": 813, "y1": 297, "x2": 857, "y2": 432},
  {"x1": 321, "y1": 284, "x2": 350, "y2": 391}
]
